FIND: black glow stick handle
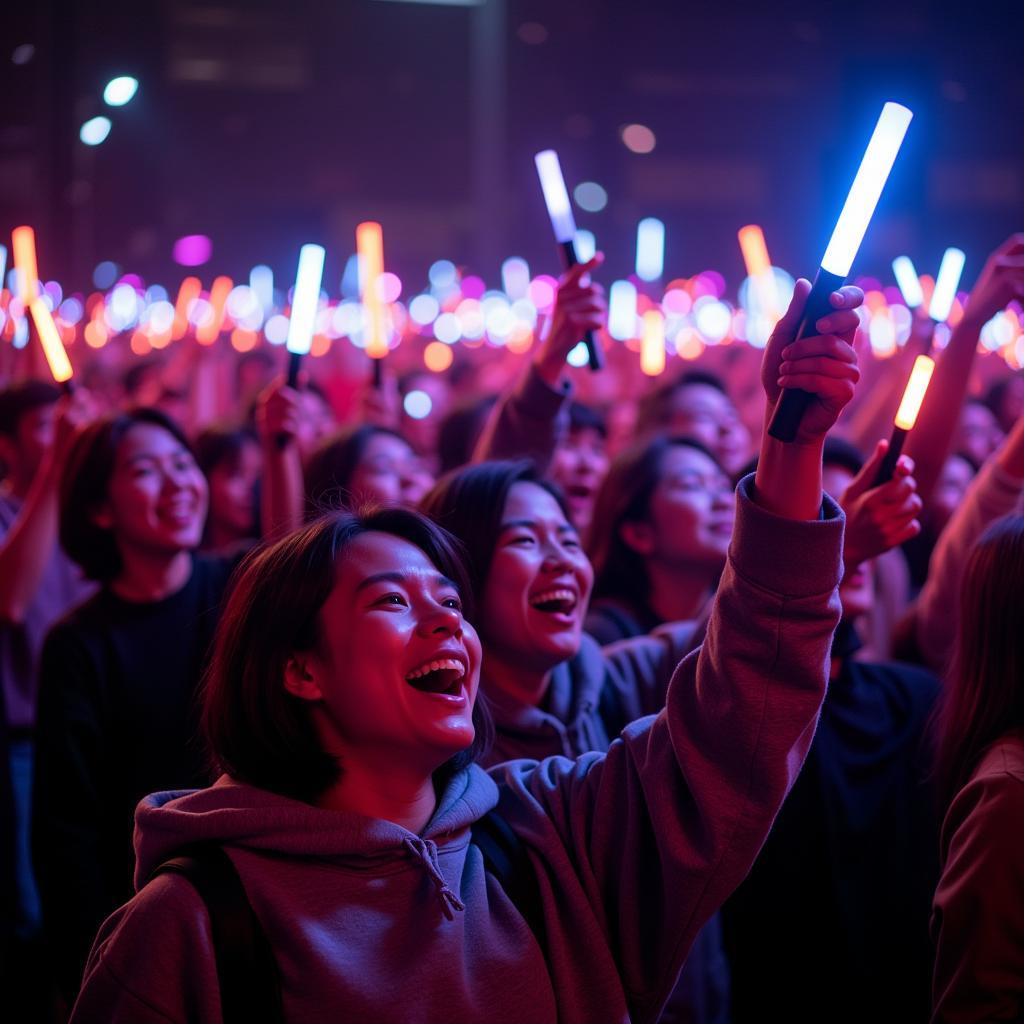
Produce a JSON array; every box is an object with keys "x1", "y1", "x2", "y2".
[
  {"x1": 559, "y1": 240, "x2": 603, "y2": 371},
  {"x1": 276, "y1": 350, "x2": 304, "y2": 450},
  {"x1": 767, "y1": 268, "x2": 846, "y2": 442},
  {"x1": 871, "y1": 426, "x2": 908, "y2": 487}
]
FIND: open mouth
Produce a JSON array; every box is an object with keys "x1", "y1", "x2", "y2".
[
  {"x1": 565, "y1": 483, "x2": 593, "y2": 500},
  {"x1": 404, "y1": 658, "x2": 466, "y2": 696},
  {"x1": 529, "y1": 588, "x2": 579, "y2": 617}
]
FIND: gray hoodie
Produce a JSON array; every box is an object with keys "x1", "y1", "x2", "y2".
[{"x1": 71, "y1": 481, "x2": 843, "y2": 1023}]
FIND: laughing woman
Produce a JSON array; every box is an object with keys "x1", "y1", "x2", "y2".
[{"x1": 71, "y1": 279, "x2": 855, "y2": 1023}]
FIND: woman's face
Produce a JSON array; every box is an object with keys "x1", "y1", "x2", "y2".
[
  {"x1": 665, "y1": 384, "x2": 751, "y2": 476},
  {"x1": 96, "y1": 423, "x2": 208, "y2": 558},
  {"x1": 300, "y1": 532, "x2": 482, "y2": 768},
  {"x1": 480, "y1": 482, "x2": 594, "y2": 674},
  {"x1": 349, "y1": 433, "x2": 431, "y2": 507},
  {"x1": 549, "y1": 427, "x2": 610, "y2": 534},
  {"x1": 930, "y1": 455, "x2": 976, "y2": 537},
  {"x1": 208, "y1": 441, "x2": 262, "y2": 540},
  {"x1": 626, "y1": 446, "x2": 734, "y2": 571},
  {"x1": 955, "y1": 403, "x2": 1003, "y2": 468}
]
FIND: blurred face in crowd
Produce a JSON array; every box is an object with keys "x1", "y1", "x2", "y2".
[
  {"x1": 293, "y1": 532, "x2": 482, "y2": 770},
  {"x1": 549, "y1": 426, "x2": 610, "y2": 535},
  {"x1": 930, "y1": 454, "x2": 977, "y2": 538},
  {"x1": 823, "y1": 463, "x2": 873, "y2": 619},
  {"x1": 93, "y1": 423, "x2": 208, "y2": 563},
  {"x1": 207, "y1": 439, "x2": 262, "y2": 542},
  {"x1": 296, "y1": 390, "x2": 338, "y2": 462},
  {"x1": 0, "y1": 402, "x2": 58, "y2": 490},
  {"x1": 665, "y1": 383, "x2": 751, "y2": 476},
  {"x1": 955, "y1": 402, "x2": 1003, "y2": 468},
  {"x1": 622, "y1": 445, "x2": 735, "y2": 573},
  {"x1": 350, "y1": 433, "x2": 433, "y2": 507},
  {"x1": 481, "y1": 482, "x2": 594, "y2": 683}
]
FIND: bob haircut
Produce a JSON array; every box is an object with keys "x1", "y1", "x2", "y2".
[
  {"x1": 588, "y1": 435, "x2": 724, "y2": 609},
  {"x1": 59, "y1": 407, "x2": 195, "y2": 583},
  {"x1": 933, "y1": 514, "x2": 1024, "y2": 807},
  {"x1": 304, "y1": 424, "x2": 409, "y2": 518},
  {"x1": 194, "y1": 424, "x2": 260, "y2": 478},
  {"x1": 202, "y1": 505, "x2": 491, "y2": 801},
  {"x1": 420, "y1": 460, "x2": 571, "y2": 605},
  {"x1": 0, "y1": 380, "x2": 61, "y2": 437}
]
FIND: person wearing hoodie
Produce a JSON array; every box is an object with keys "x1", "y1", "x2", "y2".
[{"x1": 70, "y1": 276, "x2": 854, "y2": 1023}]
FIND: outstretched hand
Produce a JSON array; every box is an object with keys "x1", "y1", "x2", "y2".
[
  {"x1": 960, "y1": 234, "x2": 1024, "y2": 330},
  {"x1": 256, "y1": 377, "x2": 301, "y2": 449},
  {"x1": 761, "y1": 279, "x2": 863, "y2": 445},
  {"x1": 533, "y1": 253, "x2": 607, "y2": 387}
]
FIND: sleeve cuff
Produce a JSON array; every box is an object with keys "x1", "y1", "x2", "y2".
[
  {"x1": 516, "y1": 364, "x2": 573, "y2": 418},
  {"x1": 730, "y1": 474, "x2": 844, "y2": 598}
]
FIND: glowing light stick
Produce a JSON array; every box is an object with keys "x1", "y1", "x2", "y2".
[
  {"x1": 640, "y1": 310, "x2": 665, "y2": 376},
  {"x1": 892, "y1": 256, "x2": 924, "y2": 309},
  {"x1": 285, "y1": 243, "x2": 326, "y2": 387},
  {"x1": 196, "y1": 275, "x2": 233, "y2": 344},
  {"x1": 738, "y1": 224, "x2": 780, "y2": 318},
  {"x1": 872, "y1": 354, "x2": 935, "y2": 485},
  {"x1": 608, "y1": 280, "x2": 637, "y2": 341},
  {"x1": 929, "y1": 247, "x2": 965, "y2": 323},
  {"x1": 12, "y1": 226, "x2": 39, "y2": 304},
  {"x1": 357, "y1": 221, "x2": 387, "y2": 387},
  {"x1": 172, "y1": 277, "x2": 202, "y2": 340},
  {"x1": 0, "y1": 244, "x2": 7, "y2": 289},
  {"x1": 29, "y1": 299, "x2": 73, "y2": 388},
  {"x1": 635, "y1": 218, "x2": 665, "y2": 282},
  {"x1": 534, "y1": 149, "x2": 602, "y2": 370},
  {"x1": 769, "y1": 102, "x2": 913, "y2": 441}
]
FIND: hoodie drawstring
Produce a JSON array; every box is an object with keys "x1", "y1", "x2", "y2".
[{"x1": 403, "y1": 836, "x2": 465, "y2": 920}]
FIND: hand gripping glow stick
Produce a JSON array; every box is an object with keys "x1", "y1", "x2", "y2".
[
  {"x1": 285, "y1": 244, "x2": 326, "y2": 388},
  {"x1": 534, "y1": 150, "x2": 603, "y2": 370},
  {"x1": 928, "y1": 247, "x2": 966, "y2": 323},
  {"x1": 871, "y1": 353, "x2": 935, "y2": 485},
  {"x1": 892, "y1": 256, "x2": 924, "y2": 309},
  {"x1": 12, "y1": 226, "x2": 39, "y2": 304},
  {"x1": 357, "y1": 221, "x2": 388, "y2": 388},
  {"x1": 768, "y1": 102, "x2": 913, "y2": 441}
]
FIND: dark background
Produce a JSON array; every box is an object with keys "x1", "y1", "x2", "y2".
[{"x1": 2, "y1": 0, "x2": 1021, "y2": 295}]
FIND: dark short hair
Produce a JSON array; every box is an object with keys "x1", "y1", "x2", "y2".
[
  {"x1": 636, "y1": 369, "x2": 729, "y2": 435},
  {"x1": 194, "y1": 425, "x2": 260, "y2": 478},
  {"x1": 202, "y1": 506, "x2": 491, "y2": 801},
  {"x1": 589, "y1": 435, "x2": 722, "y2": 608},
  {"x1": 823, "y1": 437, "x2": 865, "y2": 478},
  {"x1": 304, "y1": 424, "x2": 408, "y2": 518},
  {"x1": 60, "y1": 408, "x2": 195, "y2": 582},
  {"x1": 420, "y1": 460, "x2": 570, "y2": 604},
  {"x1": 567, "y1": 400, "x2": 607, "y2": 439},
  {"x1": 436, "y1": 395, "x2": 498, "y2": 474},
  {"x1": 0, "y1": 380, "x2": 61, "y2": 437}
]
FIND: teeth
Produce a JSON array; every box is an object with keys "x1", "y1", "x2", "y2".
[
  {"x1": 530, "y1": 588, "x2": 576, "y2": 608},
  {"x1": 404, "y1": 658, "x2": 466, "y2": 682}
]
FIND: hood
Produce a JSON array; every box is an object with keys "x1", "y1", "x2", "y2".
[
  {"x1": 483, "y1": 632, "x2": 608, "y2": 737},
  {"x1": 133, "y1": 763, "x2": 499, "y2": 890}
]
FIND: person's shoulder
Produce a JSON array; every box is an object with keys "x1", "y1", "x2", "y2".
[
  {"x1": 42, "y1": 589, "x2": 111, "y2": 647},
  {"x1": 969, "y1": 733, "x2": 1024, "y2": 789}
]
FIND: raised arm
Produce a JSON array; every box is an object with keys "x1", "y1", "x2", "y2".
[
  {"x1": 492, "y1": 281, "x2": 858, "y2": 1020},
  {"x1": 472, "y1": 255, "x2": 605, "y2": 470},
  {"x1": 904, "y1": 235, "x2": 1024, "y2": 505},
  {"x1": 256, "y1": 379, "x2": 305, "y2": 539}
]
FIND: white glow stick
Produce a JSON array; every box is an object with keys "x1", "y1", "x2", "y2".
[
  {"x1": 501, "y1": 257, "x2": 530, "y2": 299},
  {"x1": 534, "y1": 150, "x2": 576, "y2": 243},
  {"x1": 286, "y1": 244, "x2": 326, "y2": 357},
  {"x1": 892, "y1": 255, "x2": 924, "y2": 308},
  {"x1": 636, "y1": 218, "x2": 665, "y2": 281},
  {"x1": 575, "y1": 230, "x2": 596, "y2": 263},
  {"x1": 250, "y1": 264, "x2": 274, "y2": 314},
  {"x1": 894, "y1": 354, "x2": 936, "y2": 430},
  {"x1": 820, "y1": 103, "x2": 914, "y2": 277},
  {"x1": 929, "y1": 247, "x2": 966, "y2": 323},
  {"x1": 608, "y1": 280, "x2": 637, "y2": 340}
]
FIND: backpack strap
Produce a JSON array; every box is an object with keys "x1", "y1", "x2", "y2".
[
  {"x1": 152, "y1": 844, "x2": 284, "y2": 1024},
  {"x1": 471, "y1": 811, "x2": 546, "y2": 949}
]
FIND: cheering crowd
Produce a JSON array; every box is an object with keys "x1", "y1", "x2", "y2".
[{"x1": 1, "y1": 233, "x2": 1023, "y2": 1023}]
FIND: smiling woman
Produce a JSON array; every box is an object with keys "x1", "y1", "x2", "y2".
[{"x1": 31, "y1": 409, "x2": 242, "y2": 1001}]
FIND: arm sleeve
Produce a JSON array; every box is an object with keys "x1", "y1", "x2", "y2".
[
  {"x1": 32, "y1": 624, "x2": 111, "y2": 1000},
  {"x1": 71, "y1": 875, "x2": 221, "y2": 1024},
  {"x1": 915, "y1": 460, "x2": 1023, "y2": 673},
  {"x1": 931, "y1": 767, "x2": 1024, "y2": 1024},
  {"x1": 495, "y1": 477, "x2": 843, "y2": 1020},
  {"x1": 471, "y1": 364, "x2": 572, "y2": 472}
]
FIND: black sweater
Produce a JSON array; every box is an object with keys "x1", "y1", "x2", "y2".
[{"x1": 32, "y1": 556, "x2": 236, "y2": 998}]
